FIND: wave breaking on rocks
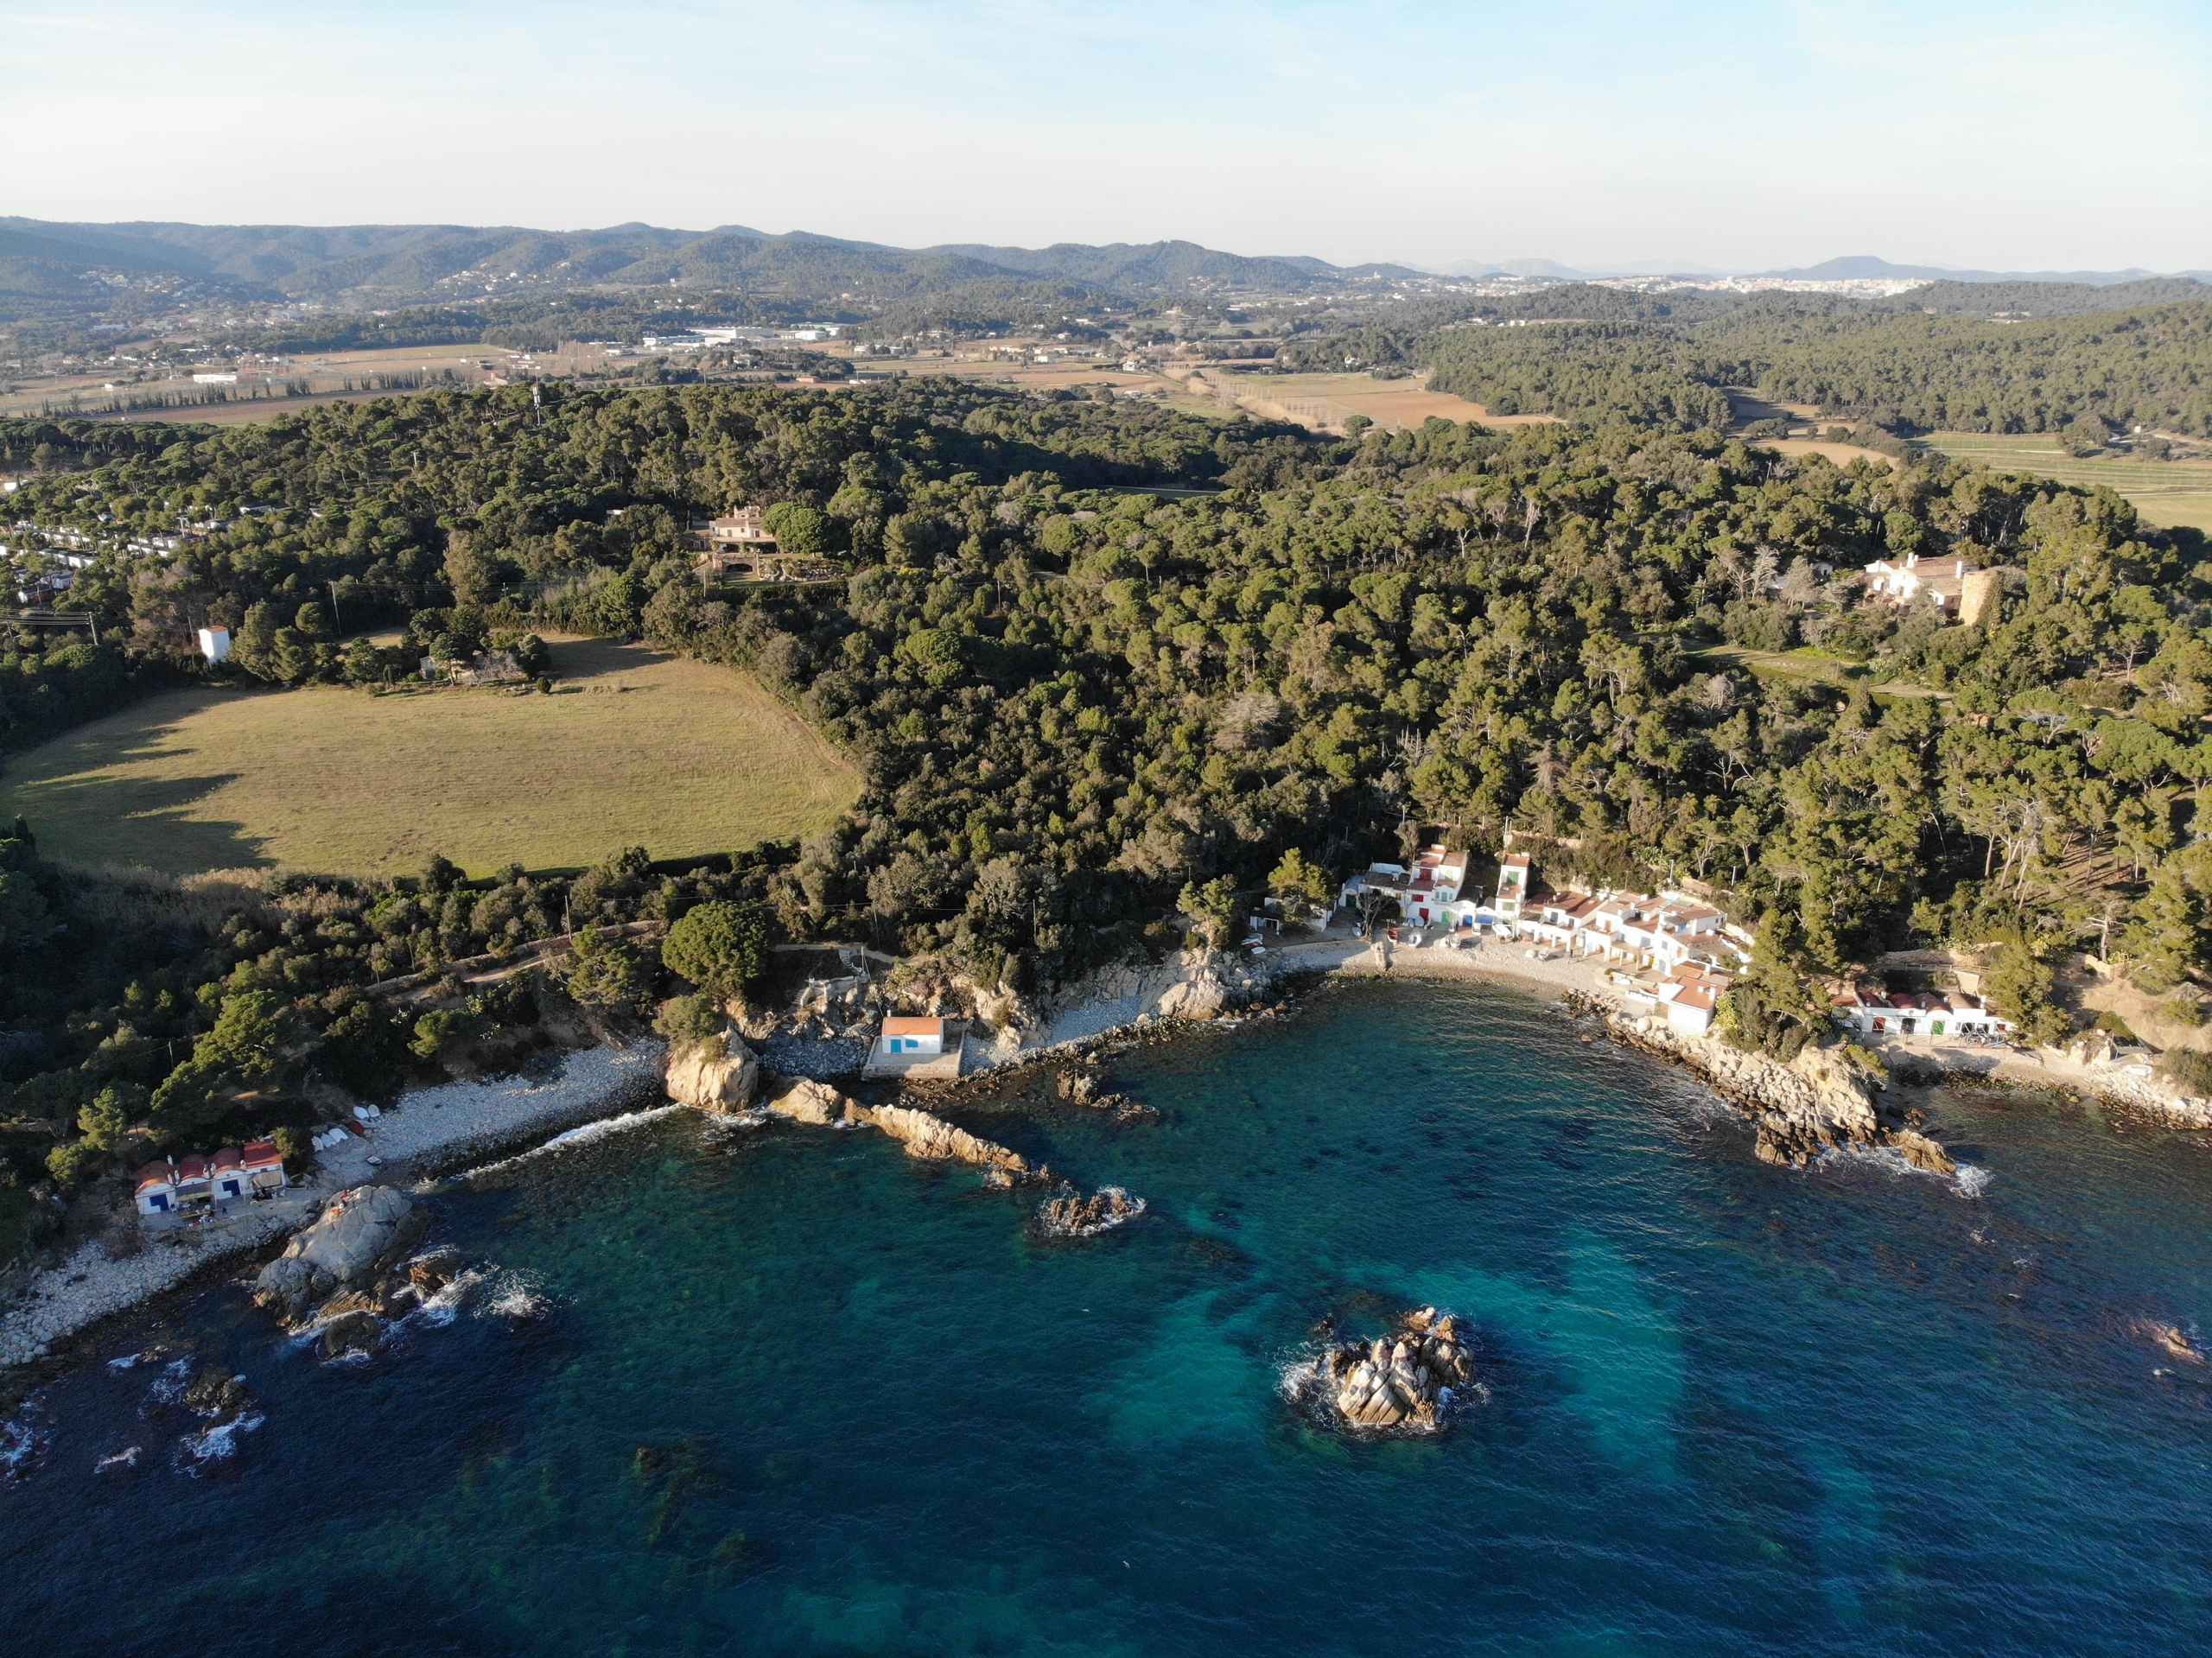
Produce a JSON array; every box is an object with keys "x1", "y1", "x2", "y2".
[{"x1": 1035, "y1": 1186, "x2": 1145, "y2": 1237}]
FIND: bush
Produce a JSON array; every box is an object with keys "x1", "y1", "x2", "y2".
[
  {"x1": 45, "y1": 1140, "x2": 106, "y2": 1191},
  {"x1": 654, "y1": 992, "x2": 724, "y2": 1047},
  {"x1": 2158, "y1": 1048, "x2": 2212, "y2": 1097}
]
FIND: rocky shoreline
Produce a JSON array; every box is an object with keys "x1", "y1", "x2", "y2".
[{"x1": 0, "y1": 1044, "x2": 665, "y2": 1385}]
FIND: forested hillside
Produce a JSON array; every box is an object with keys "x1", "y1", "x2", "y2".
[
  {"x1": 4, "y1": 379, "x2": 2209, "y2": 1205},
  {"x1": 1301, "y1": 295, "x2": 2212, "y2": 436}
]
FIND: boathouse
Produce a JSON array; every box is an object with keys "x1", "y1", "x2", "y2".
[{"x1": 863, "y1": 1015, "x2": 966, "y2": 1080}]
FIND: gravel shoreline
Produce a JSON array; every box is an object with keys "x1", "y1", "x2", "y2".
[{"x1": 0, "y1": 1042, "x2": 667, "y2": 1376}]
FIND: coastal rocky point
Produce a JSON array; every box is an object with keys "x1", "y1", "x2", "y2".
[{"x1": 1291, "y1": 1307, "x2": 1478, "y2": 1432}]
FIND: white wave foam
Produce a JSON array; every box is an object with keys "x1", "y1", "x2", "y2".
[
  {"x1": 2, "y1": 1418, "x2": 46, "y2": 1479},
  {"x1": 179, "y1": 1412, "x2": 264, "y2": 1471},
  {"x1": 94, "y1": 1445, "x2": 143, "y2": 1473},
  {"x1": 1953, "y1": 1164, "x2": 1994, "y2": 1199},
  {"x1": 145, "y1": 1356, "x2": 194, "y2": 1406},
  {"x1": 461, "y1": 1104, "x2": 683, "y2": 1178},
  {"x1": 475, "y1": 1268, "x2": 553, "y2": 1322}
]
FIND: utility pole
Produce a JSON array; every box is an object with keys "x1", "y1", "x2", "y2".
[{"x1": 327, "y1": 579, "x2": 344, "y2": 635}]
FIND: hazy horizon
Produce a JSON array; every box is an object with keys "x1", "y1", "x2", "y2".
[{"x1": 6, "y1": 0, "x2": 2209, "y2": 275}]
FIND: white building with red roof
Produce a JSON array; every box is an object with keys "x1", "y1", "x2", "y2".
[{"x1": 1337, "y1": 845, "x2": 1474, "y2": 931}]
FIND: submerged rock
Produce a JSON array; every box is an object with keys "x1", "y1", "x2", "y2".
[
  {"x1": 319, "y1": 1309, "x2": 384, "y2": 1360},
  {"x1": 1293, "y1": 1306, "x2": 1477, "y2": 1433},
  {"x1": 1037, "y1": 1186, "x2": 1145, "y2": 1236}
]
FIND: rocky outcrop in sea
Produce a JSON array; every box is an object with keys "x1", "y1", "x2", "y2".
[
  {"x1": 759, "y1": 1079, "x2": 1036, "y2": 1175},
  {"x1": 1287, "y1": 1306, "x2": 1478, "y2": 1433},
  {"x1": 1035, "y1": 1186, "x2": 1144, "y2": 1236}
]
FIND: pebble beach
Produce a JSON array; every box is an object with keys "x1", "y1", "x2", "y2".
[{"x1": 0, "y1": 1042, "x2": 666, "y2": 1372}]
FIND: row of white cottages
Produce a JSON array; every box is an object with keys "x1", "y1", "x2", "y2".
[{"x1": 135, "y1": 1140, "x2": 286, "y2": 1216}]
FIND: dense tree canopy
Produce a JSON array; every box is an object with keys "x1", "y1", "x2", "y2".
[{"x1": 5, "y1": 377, "x2": 2210, "y2": 1223}]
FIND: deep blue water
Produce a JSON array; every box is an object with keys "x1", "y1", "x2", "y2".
[{"x1": 6, "y1": 977, "x2": 2212, "y2": 1655}]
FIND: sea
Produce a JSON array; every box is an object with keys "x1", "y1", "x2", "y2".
[{"x1": 4, "y1": 975, "x2": 2211, "y2": 1656}]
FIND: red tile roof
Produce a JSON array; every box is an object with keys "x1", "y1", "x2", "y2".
[{"x1": 882, "y1": 1016, "x2": 945, "y2": 1036}]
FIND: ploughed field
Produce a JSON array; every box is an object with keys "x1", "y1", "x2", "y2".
[{"x1": 0, "y1": 637, "x2": 857, "y2": 876}]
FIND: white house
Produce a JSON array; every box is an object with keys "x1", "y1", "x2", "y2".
[
  {"x1": 1493, "y1": 853, "x2": 1529, "y2": 923},
  {"x1": 1338, "y1": 845, "x2": 1473, "y2": 930},
  {"x1": 1652, "y1": 962, "x2": 1735, "y2": 1035},
  {"x1": 877, "y1": 1016, "x2": 946, "y2": 1057},
  {"x1": 134, "y1": 1161, "x2": 178, "y2": 1216},
  {"x1": 1864, "y1": 551, "x2": 1980, "y2": 614},
  {"x1": 196, "y1": 626, "x2": 232, "y2": 663},
  {"x1": 1829, "y1": 988, "x2": 2012, "y2": 1039},
  {"x1": 135, "y1": 1138, "x2": 286, "y2": 1217}
]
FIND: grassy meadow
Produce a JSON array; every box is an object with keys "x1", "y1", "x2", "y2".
[{"x1": 0, "y1": 638, "x2": 858, "y2": 877}]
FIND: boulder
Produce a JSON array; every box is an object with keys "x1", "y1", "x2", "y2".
[
  {"x1": 408, "y1": 1245, "x2": 465, "y2": 1293},
  {"x1": 319, "y1": 1309, "x2": 384, "y2": 1360},
  {"x1": 849, "y1": 1102, "x2": 1027, "y2": 1172},
  {"x1": 664, "y1": 1037, "x2": 760, "y2": 1113},
  {"x1": 1885, "y1": 1128, "x2": 1957, "y2": 1175},
  {"x1": 251, "y1": 1254, "x2": 334, "y2": 1322},
  {"x1": 765, "y1": 1078, "x2": 854, "y2": 1126},
  {"x1": 254, "y1": 1185, "x2": 428, "y2": 1321}
]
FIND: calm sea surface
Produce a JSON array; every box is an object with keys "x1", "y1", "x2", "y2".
[{"x1": 6, "y1": 977, "x2": 2212, "y2": 1656}]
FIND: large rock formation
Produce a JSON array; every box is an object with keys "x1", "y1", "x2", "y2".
[
  {"x1": 757, "y1": 1079, "x2": 1033, "y2": 1174},
  {"x1": 1295, "y1": 1307, "x2": 1477, "y2": 1432},
  {"x1": 664, "y1": 1036, "x2": 760, "y2": 1112},
  {"x1": 849, "y1": 1102, "x2": 1029, "y2": 1172},
  {"x1": 252, "y1": 1185, "x2": 429, "y2": 1323}
]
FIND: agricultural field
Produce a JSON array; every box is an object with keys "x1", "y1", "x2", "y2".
[
  {"x1": 1218, "y1": 371, "x2": 1554, "y2": 435},
  {"x1": 0, "y1": 637, "x2": 857, "y2": 878},
  {"x1": 1913, "y1": 431, "x2": 2212, "y2": 532}
]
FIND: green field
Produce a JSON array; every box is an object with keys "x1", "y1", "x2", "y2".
[
  {"x1": 1916, "y1": 432, "x2": 2212, "y2": 531},
  {"x1": 0, "y1": 638, "x2": 859, "y2": 877}
]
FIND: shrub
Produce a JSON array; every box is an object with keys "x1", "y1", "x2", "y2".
[{"x1": 2158, "y1": 1049, "x2": 2212, "y2": 1097}]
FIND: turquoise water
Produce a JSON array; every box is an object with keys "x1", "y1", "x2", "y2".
[{"x1": 7, "y1": 977, "x2": 2212, "y2": 1655}]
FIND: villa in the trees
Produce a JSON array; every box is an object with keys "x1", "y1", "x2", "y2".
[{"x1": 1862, "y1": 551, "x2": 2005, "y2": 624}]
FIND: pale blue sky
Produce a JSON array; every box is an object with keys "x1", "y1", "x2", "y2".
[{"x1": 7, "y1": 0, "x2": 2208, "y2": 271}]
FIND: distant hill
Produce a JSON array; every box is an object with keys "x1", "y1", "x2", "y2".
[
  {"x1": 1760, "y1": 254, "x2": 2193, "y2": 286},
  {"x1": 0, "y1": 218, "x2": 1414, "y2": 327}
]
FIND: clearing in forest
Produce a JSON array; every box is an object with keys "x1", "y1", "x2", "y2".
[{"x1": 0, "y1": 637, "x2": 857, "y2": 877}]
